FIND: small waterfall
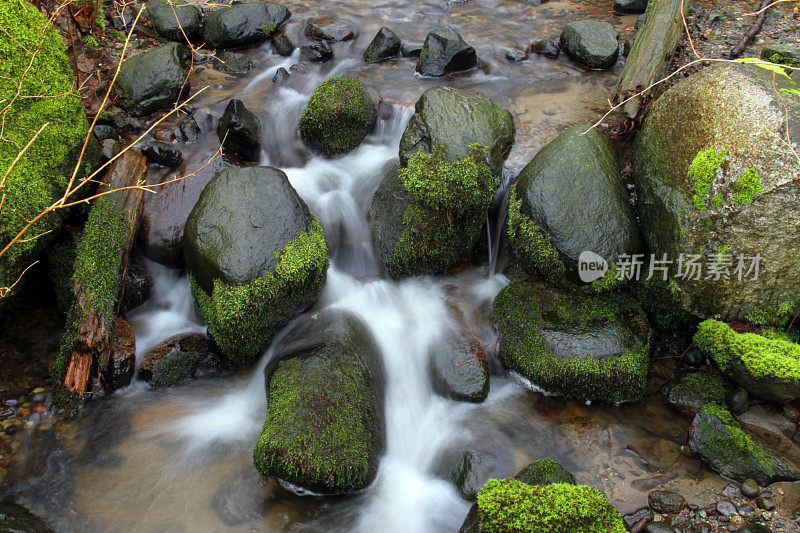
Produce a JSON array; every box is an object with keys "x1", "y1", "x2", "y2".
[{"x1": 487, "y1": 169, "x2": 513, "y2": 275}]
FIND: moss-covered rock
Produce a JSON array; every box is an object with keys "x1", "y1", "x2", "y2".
[
  {"x1": 694, "y1": 319, "x2": 800, "y2": 404},
  {"x1": 299, "y1": 75, "x2": 377, "y2": 157},
  {"x1": 663, "y1": 372, "x2": 731, "y2": 417},
  {"x1": 253, "y1": 312, "x2": 384, "y2": 494},
  {"x1": 139, "y1": 332, "x2": 226, "y2": 387},
  {"x1": 202, "y1": 2, "x2": 290, "y2": 49},
  {"x1": 369, "y1": 146, "x2": 497, "y2": 279},
  {"x1": 184, "y1": 167, "x2": 328, "y2": 365},
  {"x1": 632, "y1": 275, "x2": 693, "y2": 331},
  {"x1": 631, "y1": 63, "x2": 800, "y2": 321},
  {"x1": 508, "y1": 125, "x2": 642, "y2": 288},
  {"x1": 689, "y1": 403, "x2": 799, "y2": 485},
  {"x1": 0, "y1": 0, "x2": 99, "y2": 309},
  {"x1": 493, "y1": 279, "x2": 651, "y2": 404},
  {"x1": 514, "y1": 459, "x2": 576, "y2": 487},
  {"x1": 114, "y1": 42, "x2": 190, "y2": 116}
]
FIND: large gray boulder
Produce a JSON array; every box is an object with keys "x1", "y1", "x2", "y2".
[
  {"x1": 399, "y1": 86, "x2": 515, "y2": 175},
  {"x1": 508, "y1": 125, "x2": 642, "y2": 286},
  {"x1": 416, "y1": 27, "x2": 477, "y2": 77},
  {"x1": 632, "y1": 63, "x2": 800, "y2": 321},
  {"x1": 560, "y1": 20, "x2": 620, "y2": 70},
  {"x1": 146, "y1": 0, "x2": 201, "y2": 42},
  {"x1": 202, "y1": 3, "x2": 290, "y2": 49},
  {"x1": 114, "y1": 43, "x2": 189, "y2": 116}
]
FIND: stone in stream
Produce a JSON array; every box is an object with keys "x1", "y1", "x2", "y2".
[
  {"x1": 559, "y1": 20, "x2": 620, "y2": 70},
  {"x1": 142, "y1": 142, "x2": 183, "y2": 168},
  {"x1": 416, "y1": 27, "x2": 477, "y2": 77},
  {"x1": 614, "y1": 0, "x2": 648, "y2": 14},
  {"x1": 401, "y1": 43, "x2": 423, "y2": 57},
  {"x1": 183, "y1": 167, "x2": 328, "y2": 364},
  {"x1": 493, "y1": 279, "x2": 651, "y2": 404},
  {"x1": 364, "y1": 27, "x2": 402, "y2": 63},
  {"x1": 663, "y1": 372, "x2": 731, "y2": 417},
  {"x1": 253, "y1": 311, "x2": 384, "y2": 494},
  {"x1": 114, "y1": 42, "x2": 190, "y2": 116},
  {"x1": 632, "y1": 64, "x2": 800, "y2": 321},
  {"x1": 428, "y1": 330, "x2": 489, "y2": 403},
  {"x1": 213, "y1": 51, "x2": 252, "y2": 75},
  {"x1": 502, "y1": 46, "x2": 528, "y2": 62},
  {"x1": 299, "y1": 75, "x2": 377, "y2": 157},
  {"x1": 299, "y1": 40, "x2": 333, "y2": 62},
  {"x1": 435, "y1": 447, "x2": 516, "y2": 500},
  {"x1": 202, "y1": 3, "x2": 290, "y2": 49},
  {"x1": 648, "y1": 490, "x2": 687, "y2": 514},
  {"x1": 760, "y1": 44, "x2": 800, "y2": 66},
  {"x1": 689, "y1": 403, "x2": 800, "y2": 486},
  {"x1": 273, "y1": 67, "x2": 290, "y2": 84},
  {"x1": 122, "y1": 253, "x2": 152, "y2": 311},
  {"x1": 727, "y1": 387, "x2": 749, "y2": 414},
  {"x1": 304, "y1": 16, "x2": 358, "y2": 41},
  {"x1": 507, "y1": 125, "x2": 642, "y2": 289},
  {"x1": 217, "y1": 99, "x2": 262, "y2": 162},
  {"x1": 399, "y1": 86, "x2": 515, "y2": 176},
  {"x1": 271, "y1": 31, "x2": 294, "y2": 57},
  {"x1": 515, "y1": 459, "x2": 576, "y2": 486},
  {"x1": 212, "y1": 467, "x2": 274, "y2": 526},
  {"x1": 146, "y1": 0, "x2": 201, "y2": 43},
  {"x1": 107, "y1": 317, "x2": 136, "y2": 390},
  {"x1": 530, "y1": 38, "x2": 559, "y2": 58},
  {"x1": 139, "y1": 332, "x2": 226, "y2": 387}
]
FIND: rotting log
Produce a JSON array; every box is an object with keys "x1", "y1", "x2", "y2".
[
  {"x1": 615, "y1": 0, "x2": 693, "y2": 119},
  {"x1": 63, "y1": 149, "x2": 147, "y2": 394}
]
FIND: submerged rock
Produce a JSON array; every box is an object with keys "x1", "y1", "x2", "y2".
[
  {"x1": 146, "y1": 0, "x2": 201, "y2": 42},
  {"x1": 202, "y1": 3, "x2": 290, "y2": 49},
  {"x1": 364, "y1": 27, "x2": 401, "y2": 63},
  {"x1": 271, "y1": 32, "x2": 294, "y2": 57},
  {"x1": 0, "y1": 502, "x2": 52, "y2": 533},
  {"x1": 304, "y1": 16, "x2": 357, "y2": 41},
  {"x1": 663, "y1": 372, "x2": 731, "y2": 417},
  {"x1": 217, "y1": 99, "x2": 262, "y2": 162},
  {"x1": 142, "y1": 142, "x2": 183, "y2": 168},
  {"x1": 416, "y1": 27, "x2": 477, "y2": 77},
  {"x1": 614, "y1": 0, "x2": 648, "y2": 14},
  {"x1": 139, "y1": 332, "x2": 226, "y2": 387},
  {"x1": 114, "y1": 43, "x2": 189, "y2": 116},
  {"x1": 632, "y1": 64, "x2": 800, "y2": 321},
  {"x1": 184, "y1": 167, "x2": 328, "y2": 364},
  {"x1": 213, "y1": 51, "x2": 252, "y2": 75},
  {"x1": 648, "y1": 490, "x2": 687, "y2": 514},
  {"x1": 299, "y1": 40, "x2": 333, "y2": 62},
  {"x1": 493, "y1": 279, "x2": 651, "y2": 404},
  {"x1": 559, "y1": 20, "x2": 620, "y2": 70},
  {"x1": 530, "y1": 38, "x2": 559, "y2": 58},
  {"x1": 253, "y1": 312, "x2": 384, "y2": 494},
  {"x1": 435, "y1": 448, "x2": 512, "y2": 500},
  {"x1": 428, "y1": 330, "x2": 489, "y2": 403},
  {"x1": 122, "y1": 254, "x2": 152, "y2": 311}
]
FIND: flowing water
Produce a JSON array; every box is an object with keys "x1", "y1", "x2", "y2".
[{"x1": 4, "y1": 0, "x2": 736, "y2": 530}]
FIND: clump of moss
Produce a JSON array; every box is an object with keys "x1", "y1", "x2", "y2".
[
  {"x1": 664, "y1": 371, "x2": 730, "y2": 417},
  {"x1": 191, "y1": 219, "x2": 328, "y2": 365},
  {"x1": 298, "y1": 76, "x2": 377, "y2": 156},
  {"x1": 515, "y1": 459, "x2": 576, "y2": 487},
  {"x1": 733, "y1": 167, "x2": 762, "y2": 206},
  {"x1": 386, "y1": 144, "x2": 497, "y2": 278},
  {"x1": 80, "y1": 35, "x2": 100, "y2": 56},
  {"x1": 506, "y1": 186, "x2": 566, "y2": 284},
  {"x1": 475, "y1": 479, "x2": 626, "y2": 533},
  {"x1": 689, "y1": 148, "x2": 727, "y2": 211},
  {"x1": 0, "y1": 0, "x2": 97, "y2": 301},
  {"x1": 633, "y1": 274, "x2": 692, "y2": 331},
  {"x1": 746, "y1": 301, "x2": 798, "y2": 328}
]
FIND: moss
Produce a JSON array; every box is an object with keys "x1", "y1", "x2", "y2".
[
  {"x1": 386, "y1": 145, "x2": 497, "y2": 277},
  {"x1": 746, "y1": 301, "x2": 798, "y2": 328},
  {"x1": 733, "y1": 167, "x2": 762, "y2": 206},
  {"x1": 46, "y1": 232, "x2": 77, "y2": 312},
  {"x1": 506, "y1": 186, "x2": 566, "y2": 284},
  {"x1": 515, "y1": 459, "x2": 576, "y2": 486},
  {"x1": 298, "y1": 76, "x2": 377, "y2": 156},
  {"x1": 80, "y1": 35, "x2": 100, "y2": 56},
  {"x1": 665, "y1": 372, "x2": 730, "y2": 417},
  {"x1": 0, "y1": 0, "x2": 94, "y2": 298},
  {"x1": 191, "y1": 219, "x2": 328, "y2": 365},
  {"x1": 688, "y1": 148, "x2": 727, "y2": 211},
  {"x1": 493, "y1": 280, "x2": 650, "y2": 404},
  {"x1": 694, "y1": 319, "x2": 800, "y2": 382},
  {"x1": 476, "y1": 479, "x2": 626, "y2": 533},
  {"x1": 261, "y1": 20, "x2": 277, "y2": 37},
  {"x1": 633, "y1": 275, "x2": 691, "y2": 331}
]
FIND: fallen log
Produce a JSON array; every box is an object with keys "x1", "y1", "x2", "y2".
[
  {"x1": 62, "y1": 149, "x2": 147, "y2": 394},
  {"x1": 615, "y1": 0, "x2": 692, "y2": 119}
]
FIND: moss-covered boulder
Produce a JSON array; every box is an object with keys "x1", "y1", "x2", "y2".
[
  {"x1": 0, "y1": 0, "x2": 99, "y2": 309},
  {"x1": 514, "y1": 459, "x2": 576, "y2": 487},
  {"x1": 399, "y1": 86, "x2": 515, "y2": 176},
  {"x1": 114, "y1": 42, "x2": 190, "y2": 116},
  {"x1": 663, "y1": 372, "x2": 731, "y2": 417},
  {"x1": 493, "y1": 279, "x2": 651, "y2": 404},
  {"x1": 146, "y1": 0, "x2": 201, "y2": 43},
  {"x1": 689, "y1": 403, "x2": 800, "y2": 486},
  {"x1": 184, "y1": 167, "x2": 328, "y2": 365},
  {"x1": 253, "y1": 311, "x2": 384, "y2": 494},
  {"x1": 299, "y1": 75, "x2": 377, "y2": 157},
  {"x1": 508, "y1": 125, "x2": 642, "y2": 288},
  {"x1": 368, "y1": 146, "x2": 496, "y2": 279},
  {"x1": 202, "y1": 2, "x2": 290, "y2": 49},
  {"x1": 694, "y1": 319, "x2": 800, "y2": 404},
  {"x1": 632, "y1": 63, "x2": 800, "y2": 321}
]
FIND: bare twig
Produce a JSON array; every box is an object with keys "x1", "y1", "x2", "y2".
[{"x1": 729, "y1": 0, "x2": 775, "y2": 59}]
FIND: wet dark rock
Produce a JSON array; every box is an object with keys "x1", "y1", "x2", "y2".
[
  {"x1": 213, "y1": 51, "x2": 252, "y2": 75},
  {"x1": 727, "y1": 388, "x2": 750, "y2": 415},
  {"x1": 202, "y1": 3, "x2": 290, "y2": 49},
  {"x1": 97, "y1": 111, "x2": 142, "y2": 137},
  {"x1": 530, "y1": 38, "x2": 559, "y2": 58},
  {"x1": 143, "y1": 142, "x2": 183, "y2": 168},
  {"x1": 211, "y1": 467, "x2": 271, "y2": 526},
  {"x1": 139, "y1": 333, "x2": 225, "y2": 387},
  {"x1": 273, "y1": 67, "x2": 290, "y2": 83},
  {"x1": 146, "y1": 0, "x2": 201, "y2": 43},
  {"x1": 648, "y1": 490, "x2": 687, "y2": 514},
  {"x1": 716, "y1": 500, "x2": 737, "y2": 516},
  {"x1": 416, "y1": 27, "x2": 477, "y2": 77},
  {"x1": 741, "y1": 478, "x2": 760, "y2": 498},
  {"x1": 436, "y1": 449, "x2": 501, "y2": 500},
  {"x1": 114, "y1": 43, "x2": 189, "y2": 116},
  {"x1": 503, "y1": 46, "x2": 528, "y2": 61},
  {"x1": 644, "y1": 523, "x2": 679, "y2": 533},
  {"x1": 304, "y1": 16, "x2": 357, "y2": 41},
  {"x1": 428, "y1": 330, "x2": 489, "y2": 403},
  {"x1": 622, "y1": 37, "x2": 635, "y2": 57},
  {"x1": 735, "y1": 525, "x2": 772, "y2": 533},
  {"x1": 722, "y1": 483, "x2": 742, "y2": 499},
  {"x1": 122, "y1": 254, "x2": 152, "y2": 311},
  {"x1": 401, "y1": 43, "x2": 423, "y2": 57},
  {"x1": 559, "y1": 20, "x2": 620, "y2": 70},
  {"x1": 614, "y1": 0, "x2": 648, "y2": 14},
  {"x1": 737, "y1": 503, "x2": 757, "y2": 518},
  {"x1": 683, "y1": 346, "x2": 705, "y2": 367},
  {"x1": 399, "y1": 86, "x2": 514, "y2": 176},
  {"x1": 756, "y1": 496, "x2": 774, "y2": 511},
  {"x1": 271, "y1": 31, "x2": 294, "y2": 56},
  {"x1": 178, "y1": 116, "x2": 201, "y2": 142},
  {"x1": 107, "y1": 318, "x2": 135, "y2": 390},
  {"x1": 93, "y1": 124, "x2": 115, "y2": 141},
  {"x1": 300, "y1": 41, "x2": 333, "y2": 62},
  {"x1": 0, "y1": 502, "x2": 52, "y2": 532},
  {"x1": 364, "y1": 27, "x2": 401, "y2": 63},
  {"x1": 217, "y1": 99, "x2": 262, "y2": 162},
  {"x1": 663, "y1": 372, "x2": 731, "y2": 417},
  {"x1": 624, "y1": 507, "x2": 653, "y2": 530}
]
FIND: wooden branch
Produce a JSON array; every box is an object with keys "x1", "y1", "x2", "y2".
[
  {"x1": 63, "y1": 149, "x2": 147, "y2": 394},
  {"x1": 729, "y1": 0, "x2": 774, "y2": 59},
  {"x1": 615, "y1": 0, "x2": 693, "y2": 119}
]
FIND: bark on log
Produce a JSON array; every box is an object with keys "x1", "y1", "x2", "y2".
[
  {"x1": 615, "y1": 0, "x2": 693, "y2": 119},
  {"x1": 63, "y1": 150, "x2": 147, "y2": 394}
]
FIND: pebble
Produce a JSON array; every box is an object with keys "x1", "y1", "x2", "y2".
[
  {"x1": 741, "y1": 478, "x2": 760, "y2": 498},
  {"x1": 722, "y1": 484, "x2": 742, "y2": 499},
  {"x1": 756, "y1": 497, "x2": 775, "y2": 511},
  {"x1": 717, "y1": 500, "x2": 737, "y2": 517},
  {"x1": 3, "y1": 399, "x2": 18, "y2": 407},
  {"x1": 737, "y1": 503, "x2": 757, "y2": 518}
]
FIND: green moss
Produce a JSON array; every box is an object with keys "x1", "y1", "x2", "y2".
[
  {"x1": 746, "y1": 301, "x2": 798, "y2": 328},
  {"x1": 0, "y1": 0, "x2": 94, "y2": 298},
  {"x1": 191, "y1": 219, "x2": 328, "y2": 365},
  {"x1": 386, "y1": 145, "x2": 496, "y2": 277},
  {"x1": 733, "y1": 168, "x2": 762, "y2": 206},
  {"x1": 476, "y1": 479, "x2": 626, "y2": 533},
  {"x1": 688, "y1": 148, "x2": 727, "y2": 211},
  {"x1": 80, "y1": 35, "x2": 100, "y2": 56},
  {"x1": 769, "y1": 53, "x2": 800, "y2": 69},
  {"x1": 493, "y1": 280, "x2": 650, "y2": 404},
  {"x1": 46, "y1": 232, "x2": 77, "y2": 312},
  {"x1": 694, "y1": 319, "x2": 800, "y2": 382},
  {"x1": 298, "y1": 76, "x2": 377, "y2": 156},
  {"x1": 633, "y1": 275, "x2": 690, "y2": 331},
  {"x1": 506, "y1": 186, "x2": 566, "y2": 284},
  {"x1": 261, "y1": 20, "x2": 277, "y2": 37},
  {"x1": 515, "y1": 459, "x2": 576, "y2": 486}
]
